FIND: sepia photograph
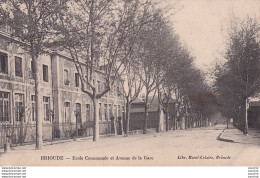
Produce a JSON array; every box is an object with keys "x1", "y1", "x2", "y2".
[{"x1": 0, "y1": 0, "x2": 260, "y2": 167}]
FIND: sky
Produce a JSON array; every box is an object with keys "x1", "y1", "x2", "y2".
[{"x1": 169, "y1": 0, "x2": 260, "y2": 71}]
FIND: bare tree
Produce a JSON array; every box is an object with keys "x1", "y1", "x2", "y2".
[
  {"x1": 57, "y1": 0, "x2": 159, "y2": 141},
  {"x1": 157, "y1": 34, "x2": 181, "y2": 131},
  {"x1": 0, "y1": 0, "x2": 67, "y2": 149},
  {"x1": 118, "y1": 60, "x2": 143, "y2": 136},
  {"x1": 136, "y1": 15, "x2": 172, "y2": 134},
  {"x1": 214, "y1": 17, "x2": 260, "y2": 134}
]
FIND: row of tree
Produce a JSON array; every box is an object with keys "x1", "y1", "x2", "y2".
[
  {"x1": 213, "y1": 17, "x2": 260, "y2": 134},
  {"x1": 0, "y1": 0, "x2": 216, "y2": 150}
]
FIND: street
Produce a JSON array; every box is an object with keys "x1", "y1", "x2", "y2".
[{"x1": 1, "y1": 125, "x2": 259, "y2": 166}]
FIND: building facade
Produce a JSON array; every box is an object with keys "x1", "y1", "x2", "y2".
[
  {"x1": 130, "y1": 96, "x2": 176, "y2": 132},
  {"x1": 248, "y1": 101, "x2": 260, "y2": 129},
  {"x1": 0, "y1": 28, "x2": 125, "y2": 148}
]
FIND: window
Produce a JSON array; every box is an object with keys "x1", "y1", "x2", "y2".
[
  {"x1": 114, "y1": 86, "x2": 117, "y2": 96},
  {"x1": 85, "y1": 75, "x2": 90, "y2": 90},
  {"x1": 109, "y1": 85, "x2": 112, "y2": 95},
  {"x1": 0, "y1": 52, "x2": 8, "y2": 74},
  {"x1": 117, "y1": 87, "x2": 121, "y2": 97},
  {"x1": 43, "y1": 96, "x2": 50, "y2": 121},
  {"x1": 64, "y1": 102, "x2": 70, "y2": 123},
  {"x1": 75, "y1": 73, "x2": 80, "y2": 87},
  {"x1": 97, "y1": 81, "x2": 101, "y2": 92},
  {"x1": 75, "y1": 103, "x2": 81, "y2": 124},
  {"x1": 15, "y1": 93, "x2": 24, "y2": 122},
  {"x1": 109, "y1": 104, "x2": 112, "y2": 119},
  {"x1": 86, "y1": 104, "x2": 91, "y2": 121},
  {"x1": 31, "y1": 61, "x2": 35, "y2": 73},
  {"x1": 104, "y1": 104, "x2": 108, "y2": 120},
  {"x1": 0, "y1": 91, "x2": 10, "y2": 122},
  {"x1": 118, "y1": 105, "x2": 121, "y2": 117},
  {"x1": 42, "y1": 64, "x2": 48, "y2": 82},
  {"x1": 30, "y1": 61, "x2": 35, "y2": 79},
  {"x1": 111, "y1": 86, "x2": 114, "y2": 96},
  {"x1": 122, "y1": 106, "x2": 125, "y2": 118},
  {"x1": 99, "y1": 103, "x2": 102, "y2": 121},
  {"x1": 114, "y1": 105, "x2": 117, "y2": 118},
  {"x1": 31, "y1": 95, "x2": 36, "y2": 122},
  {"x1": 15, "y1": 56, "x2": 22, "y2": 77},
  {"x1": 103, "y1": 82, "x2": 107, "y2": 96},
  {"x1": 64, "y1": 69, "x2": 69, "y2": 85}
]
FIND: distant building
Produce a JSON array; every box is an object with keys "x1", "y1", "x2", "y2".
[
  {"x1": 248, "y1": 101, "x2": 260, "y2": 129},
  {"x1": 130, "y1": 96, "x2": 176, "y2": 132},
  {"x1": 0, "y1": 27, "x2": 124, "y2": 148}
]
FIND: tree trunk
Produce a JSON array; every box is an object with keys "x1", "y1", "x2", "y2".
[
  {"x1": 243, "y1": 99, "x2": 248, "y2": 134},
  {"x1": 20, "y1": 115, "x2": 24, "y2": 145},
  {"x1": 125, "y1": 99, "x2": 131, "y2": 137},
  {"x1": 185, "y1": 105, "x2": 188, "y2": 129},
  {"x1": 118, "y1": 117, "x2": 123, "y2": 135},
  {"x1": 75, "y1": 112, "x2": 78, "y2": 138},
  {"x1": 181, "y1": 117, "x2": 185, "y2": 130},
  {"x1": 157, "y1": 90, "x2": 162, "y2": 133},
  {"x1": 143, "y1": 94, "x2": 148, "y2": 134},
  {"x1": 113, "y1": 118, "x2": 118, "y2": 136},
  {"x1": 34, "y1": 58, "x2": 43, "y2": 150},
  {"x1": 186, "y1": 117, "x2": 188, "y2": 129},
  {"x1": 173, "y1": 117, "x2": 176, "y2": 130},
  {"x1": 157, "y1": 103, "x2": 161, "y2": 133},
  {"x1": 226, "y1": 117, "x2": 229, "y2": 129},
  {"x1": 92, "y1": 96, "x2": 99, "y2": 141},
  {"x1": 165, "y1": 106, "x2": 169, "y2": 131},
  {"x1": 206, "y1": 117, "x2": 208, "y2": 127}
]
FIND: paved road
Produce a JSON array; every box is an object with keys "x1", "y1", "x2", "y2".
[{"x1": 1, "y1": 124, "x2": 259, "y2": 166}]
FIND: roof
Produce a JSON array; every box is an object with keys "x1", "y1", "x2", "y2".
[
  {"x1": 130, "y1": 107, "x2": 145, "y2": 113},
  {"x1": 131, "y1": 95, "x2": 175, "y2": 113},
  {"x1": 131, "y1": 96, "x2": 158, "y2": 113},
  {"x1": 130, "y1": 107, "x2": 158, "y2": 113},
  {"x1": 132, "y1": 97, "x2": 145, "y2": 104},
  {"x1": 249, "y1": 101, "x2": 260, "y2": 107}
]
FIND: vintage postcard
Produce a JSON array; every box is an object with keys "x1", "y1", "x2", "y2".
[{"x1": 0, "y1": 0, "x2": 260, "y2": 167}]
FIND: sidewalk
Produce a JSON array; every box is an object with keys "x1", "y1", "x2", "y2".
[
  {"x1": 219, "y1": 125, "x2": 260, "y2": 145},
  {"x1": 0, "y1": 128, "x2": 157, "y2": 154}
]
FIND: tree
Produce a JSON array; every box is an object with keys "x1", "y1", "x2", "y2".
[
  {"x1": 214, "y1": 17, "x2": 260, "y2": 134},
  {"x1": 117, "y1": 4, "x2": 179, "y2": 135},
  {"x1": 136, "y1": 14, "x2": 175, "y2": 134},
  {"x1": 162, "y1": 42, "x2": 216, "y2": 129},
  {"x1": 0, "y1": 0, "x2": 67, "y2": 149},
  {"x1": 213, "y1": 62, "x2": 239, "y2": 126},
  {"x1": 154, "y1": 27, "x2": 182, "y2": 132},
  {"x1": 118, "y1": 58, "x2": 143, "y2": 136},
  {"x1": 157, "y1": 33, "x2": 181, "y2": 131},
  {"x1": 167, "y1": 46, "x2": 197, "y2": 129},
  {"x1": 160, "y1": 82, "x2": 175, "y2": 131},
  {"x1": 57, "y1": 0, "x2": 159, "y2": 141}
]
